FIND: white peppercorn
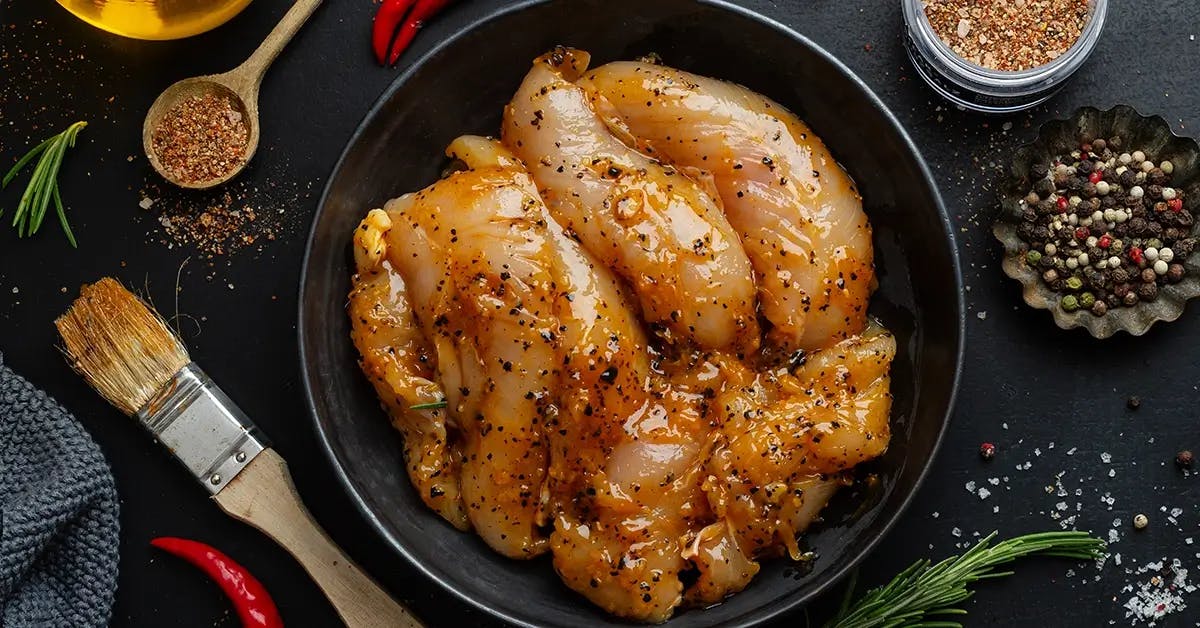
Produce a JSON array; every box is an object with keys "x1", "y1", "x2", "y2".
[
  {"x1": 1109, "y1": 256, "x2": 1122, "y2": 267},
  {"x1": 1145, "y1": 247, "x2": 1159, "y2": 262},
  {"x1": 1096, "y1": 180, "x2": 1110, "y2": 195},
  {"x1": 1132, "y1": 150, "x2": 1146, "y2": 162},
  {"x1": 1160, "y1": 247, "x2": 1174, "y2": 262},
  {"x1": 1161, "y1": 160, "x2": 1175, "y2": 174},
  {"x1": 1154, "y1": 259, "x2": 1169, "y2": 275},
  {"x1": 1162, "y1": 187, "x2": 1177, "y2": 200},
  {"x1": 1129, "y1": 186, "x2": 1145, "y2": 199}
]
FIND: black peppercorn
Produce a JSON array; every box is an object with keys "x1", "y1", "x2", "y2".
[
  {"x1": 1093, "y1": 139, "x2": 1107, "y2": 152},
  {"x1": 1025, "y1": 191, "x2": 1041, "y2": 205},
  {"x1": 1021, "y1": 207, "x2": 1037, "y2": 223},
  {"x1": 1053, "y1": 172, "x2": 1071, "y2": 188},
  {"x1": 1176, "y1": 210, "x2": 1193, "y2": 226},
  {"x1": 1076, "y1": 159, "x2": 1093, "y2": 174},
  {"x1": 1148, "y1": 184, "x2": 1164, "y2": 200},
  {"x1": 1040, "y1": 254, "x2": 1057, "y2": 269},
  {"x1": 1167, "y1": 263, "x2": 1185, "y2": 283},
  {"x1": 1035, "y1": 178, "x2": 1056, "y2": 197},
  {"x1": 1174, "y1": 238, "x2": 1195, "y2": 258},
  {"x1": 1101, "y1": 195, "x2": 1117, "y2": 209},
  {"x1": 1111, "y1": 268, "x2": 1130, "y2": 284},
  {"x1": 1109, "y1": 136, "x2": 1122, "y2": 150},
  {"x1": 1129, "y1": 217, "x2": 1149, "y2": 235},
  {"x1": 1120, "y1": 170, "x2": 1137, "y2": 187},
  {"x1": 1031, "y1": 162, "x2": 1049, "y2": 179},
  {"x1": 1091, "y1": 225, "x2": 1107, "y2": 237},
  {"x1": 1017, "y1": 224, "x2": 1034, "y2": 240},
  {"x1": 1138, "y1": 282, "x2": 1159, "y2": 301},
  {"x1": 1067, "y1": 177, "x2": 1086, "y2": 193},
  {"x1": 1091, "y1": 300, "x2": 1108, "y2": 316},
  {"x1": 1033, "y1": 225, "x2": 1051, "y2": 241},
  {"x1": 1165, "y1": 227, "x2": 1183, "y2": 241},
  {"x1": 1127, "y1": 395, "x2": 1141, "y2": 410},
  {"x1": 1141, "y1": 268, "x2": 1158, "y2": 283},
  {"x1": 1106, "y1": 293, "x2": 1121, "y2": 308},
  {"x1": 1083, "y1": 182, "x2": 1097, "y2": 197},
  {"x1": 1123, "y1": 291, "x2": 1139, "y2": 306},
  {"x1": 1148, "y1": 221, "x2": 1164, "y2": 237},
  {"x1": 1176, "y1": 450, "x2": 1194, "y2": 470},
  {"x1": 1148, "y1": 168, "x2": 1168, "y2": 186}
]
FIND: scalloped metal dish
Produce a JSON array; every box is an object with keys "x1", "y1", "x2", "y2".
[{"x1": 994, "y1": 104, "x2": 1200, "y2": 338}]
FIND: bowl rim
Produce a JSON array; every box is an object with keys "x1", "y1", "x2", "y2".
[{"x1": 298, "y1": 1, "x2": 966, "y2": 624}]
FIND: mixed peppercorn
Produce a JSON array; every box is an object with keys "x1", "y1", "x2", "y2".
[{"x1": 1016, "y1": 136, "x2": 1194, "y2": 316}]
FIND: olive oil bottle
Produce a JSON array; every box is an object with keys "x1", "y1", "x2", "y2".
[{"x1": 57, "y1": 0, "x2": 253, "y2": 40}]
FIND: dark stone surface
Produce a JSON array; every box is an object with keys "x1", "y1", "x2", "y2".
[{"x1": 1, "y1": 1, "x2": 1196, "y2": 626}]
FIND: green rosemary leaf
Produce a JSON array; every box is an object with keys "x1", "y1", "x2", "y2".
[
  {"x1": 410, "y1": 400, "x2": 448, "y2": 410},
  {"x1": 53, "y1": 184, "x2": 76, "y2": 248},
  {"x1": 3, "y1": 121, "x2": 86, "y2": 245},
  {"x1": 826, "y1": 531, "x2": 1105, "y2": 628},
  {"x1": 2, "y1": 136, "x2": 53, "y2": 189}
]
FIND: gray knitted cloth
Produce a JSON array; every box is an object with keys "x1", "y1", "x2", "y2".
[{"x1": 0, "y1": 353, "x2": 120, "y2": 627}]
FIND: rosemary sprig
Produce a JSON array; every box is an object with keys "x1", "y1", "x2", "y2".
[
  {"x1": 410, "y1": 400, "x2": 448, "y2": 410},
  {"x1": 826, "y1": 531, "x2": 1106, "y2": 628},
  {"x1": 3, "y1": 121, "x2": 87, "y2": 247}
]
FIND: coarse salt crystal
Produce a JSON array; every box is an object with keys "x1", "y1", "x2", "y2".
[
  {"x1": 952, "y1": 527, "x2": 962, "y2": 537},
  {"x1": 1101, "y1": 452, "x2": 1112, "y2": 463},
  {"x1": 978, "y1": 488, "x2": 991, "y2": 500}
]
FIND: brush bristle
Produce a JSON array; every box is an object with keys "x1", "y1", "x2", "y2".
[{"x1": 55, "y1": 277, "x2": 190, "y2": 416}]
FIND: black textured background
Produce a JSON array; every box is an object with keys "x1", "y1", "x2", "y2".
[{"x1": 1, "y1": 1, "x2": 1197, "y2": 626}]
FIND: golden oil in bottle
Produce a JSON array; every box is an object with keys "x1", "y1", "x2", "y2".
[{"x1": 57, "y1": 0, "x2": 253, "y2": 40}]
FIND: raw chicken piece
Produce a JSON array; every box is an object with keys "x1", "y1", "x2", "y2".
[
  {"x1": 349, "y1": 209, "x2": 468, "y2": 530},
  {"x1": 503, "y1": 47, "x2": 759, "y2": 352},
  {"x1": 372, "y1": 138, "x2": 561, "y2": 558},
  {"x1": 582, "y1": 61, "x2": 875, "y2": 350},
  {"x1": 700, "y1": 324, "x2": 895, "y2": 579}
]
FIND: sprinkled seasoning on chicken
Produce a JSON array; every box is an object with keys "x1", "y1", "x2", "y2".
[
  {"x1": 348, "y1": 50, "x2": 897, "y2": 624},
  {"x1": 502, "y1": 47, "x2": 759, "y2": 352},
  {"x1": 581, "y1": 61, "x2": 875, "y2": 351}
]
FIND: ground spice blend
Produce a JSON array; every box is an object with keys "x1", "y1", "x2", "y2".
[
  {"x1": 923, "y1": 0, "x2": 1091, "y2": 71},
  {"x1": 151, "y1": 93, "x2": 249, "y2": 185}
]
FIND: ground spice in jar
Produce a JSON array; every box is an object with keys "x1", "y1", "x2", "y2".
[
  {"x1": 923, "y1": 0, "x2": 1091, "y2": 71},
  {"x1": 151, "y1": 93, "x2": 249, "y2": 185}
]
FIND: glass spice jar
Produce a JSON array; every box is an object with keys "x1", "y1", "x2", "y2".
[{"x1": 901, "y1": 0, "x2": 1108, "y2": 114}]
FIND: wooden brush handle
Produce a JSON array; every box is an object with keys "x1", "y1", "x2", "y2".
[{"x1": 214, "y1": 448, "x2": 421, "y2": 628}]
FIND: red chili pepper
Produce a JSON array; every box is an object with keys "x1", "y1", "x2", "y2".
[
  {"x1": 1098, "y1": 235, "x2": 1112, "y2": 249},
  {"x1": 1055, "y1": 196, "x2": 1069, "y2": 211},
  {"x1": 386, "y1": 0, "x2": 455, "y2": 66},
  {"x1": 1088, "y1": 171, "x2": 1102, "y2": 183},
  {"x1": 1129, "y1": 246, "x2": 1144, "y2": 264},
  {"x1": 372, "y1": 0, "x2": 417, "y2": 65},
  {"x1": 1169, "y1": 198, "x2": 1184, "y2": 212},
  {"x1": 151, "y1": 537, "x2": 283, "y2": 628},
  {"x1": 1074, "y1": 227, "x2": 1089, "y2": 241}
]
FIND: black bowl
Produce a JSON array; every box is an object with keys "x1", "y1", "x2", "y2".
[{"x1": 299, "y1": 1, "x2": 963, "y2": 625}]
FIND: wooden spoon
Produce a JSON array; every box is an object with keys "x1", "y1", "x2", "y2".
[{"x1": 143, "y1": 0, "x2": 323, "y2": 189}]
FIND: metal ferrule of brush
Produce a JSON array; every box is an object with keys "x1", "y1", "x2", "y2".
[{"x1": 136, "y1": 362, "x2": 267, "y2": 494}]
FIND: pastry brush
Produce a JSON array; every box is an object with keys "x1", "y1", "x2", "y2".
[{"x1": 55, "y1": 277, "x2": 419, "y2": 628}]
